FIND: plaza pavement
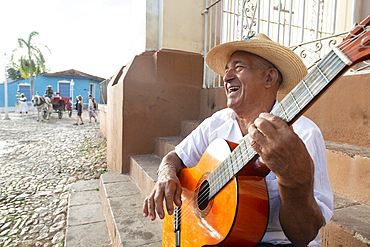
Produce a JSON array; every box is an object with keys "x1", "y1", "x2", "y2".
[{"x1": 0, "y1": 111, "x2": 109, "y2": 246}]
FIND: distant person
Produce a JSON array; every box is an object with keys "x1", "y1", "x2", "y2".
[
  {"x1": 74, "y1": 95, "x2": 84, "y2": 125},
  {"x1": 88, "y1": 94, "x2": 98, "y2": 123},
  {"x1": 44, "y1": 85, "x2": 54, "y2": 99},
  {"x1": 75, "y1": 96, "x2": 79, "y2": 110},
  {"x1": 18, "y1": 93, "x2": 28, "y2": 117}
]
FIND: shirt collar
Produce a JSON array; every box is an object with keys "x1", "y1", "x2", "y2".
[{"x1": 229, "y1": 99, "x2": 279, "y2": 120}]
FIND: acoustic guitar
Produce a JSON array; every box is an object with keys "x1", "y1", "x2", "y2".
[{"x1": 162, "y1": 16, "x2": 370, "y2": 247}]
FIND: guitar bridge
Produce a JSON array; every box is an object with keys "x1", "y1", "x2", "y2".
[{"x1": 174, "y1": 206, "x2": 181, "y2": 247}]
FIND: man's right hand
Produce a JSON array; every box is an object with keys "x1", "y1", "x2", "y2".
[{"x1": 143, "y1": 151, "x2": 184, "y2": 221}]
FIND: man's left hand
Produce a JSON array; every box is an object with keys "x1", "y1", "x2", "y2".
[
  {"x1": 247, "y1": 112, "x2": 314, "y2": 188},
  {"x1": 248, "y1": 112, "x2": 324, "y2": 246}
]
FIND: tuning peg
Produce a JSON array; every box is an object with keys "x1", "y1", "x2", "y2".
[{"x1": 361, "y1": 36, "x2": 370, "y2": 47}]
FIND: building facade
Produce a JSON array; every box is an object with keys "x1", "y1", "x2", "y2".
[{"x1": 0, "y1": 69, "x2": 105, "y2": 111}]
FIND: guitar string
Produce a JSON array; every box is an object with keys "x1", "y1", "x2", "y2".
[
  {"x1": 178, "y1": 34, "x2": 365, "y2": 222},
  {"x1": 176, "y1": 30, "x2": 367, "y2": 222}
]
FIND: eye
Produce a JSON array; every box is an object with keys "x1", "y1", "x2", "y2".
[{"x1": 235, "y1": 65, "x2": 244, "y2": 71}]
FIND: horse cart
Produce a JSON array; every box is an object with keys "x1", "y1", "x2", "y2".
[{"x1": 43, "y1": 93, "x2": 73, "y2": 119}]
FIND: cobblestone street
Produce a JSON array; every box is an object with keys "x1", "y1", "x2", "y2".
[{"x1": 0, "y1": 111, "x2": 107, "y2": 246}]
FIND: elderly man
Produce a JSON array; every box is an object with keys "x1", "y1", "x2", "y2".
[{"x1": 143, "y1": 34, "x2": 333, "y2": 246}]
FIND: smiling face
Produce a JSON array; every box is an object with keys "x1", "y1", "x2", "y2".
[{"x1": 224, "y1": 51, "x2": 279, "y2": 116}]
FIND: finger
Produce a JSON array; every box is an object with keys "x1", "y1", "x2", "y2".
[
  {"x1": 254, "y1": 116, "x2": 276, "y2": 139},
  {"x1": 143, "y1": 197, "x2": 149, "y2": 217},
  {"x1": 174, "y1": 183, "x2": 183, "y2": 207},
  {"x1": 154, "y1": 188, "x2": 165, "y2": 219},
  {"x1": 259, "y1": 113, "x2": 288, "y2": 130},
  {"x1": 148, "y1": 193, "x2": 157, "y2": 221},
  {"x1": 163, "y1": 182, "x2": 177, "y2": 216},
  {"x1": 248, "y1": 123, "x2": 266, "y2": 143},
  {"x1": 248, "y1": 124, "x2": 262, "y2": 154}
]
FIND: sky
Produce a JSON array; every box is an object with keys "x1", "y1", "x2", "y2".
[{"x1": 0, "y1": 0, "x2": 132, "y2": 83}]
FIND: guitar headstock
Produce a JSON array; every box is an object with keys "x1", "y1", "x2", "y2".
[{"x1": 339, "y1": 15, "x2": 370, "y2": 64}]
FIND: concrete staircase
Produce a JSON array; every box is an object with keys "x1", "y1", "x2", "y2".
[
  {"x1": 321, "y1": 142, "x2": 370, "y2": 246},
  {"x1": 90, "y1": 121, "x2": 197, "y2": 247},
  {"x1": 76, "y1": 120, "x2": 370, "y2": 246}
]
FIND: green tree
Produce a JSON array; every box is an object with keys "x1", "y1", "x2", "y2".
[
  {"x1": 11, "y1": 31, "x2": 50, "y2": 96},
  {"x1": 6, "y1": 67, "x2": 22, "y2": 80}
]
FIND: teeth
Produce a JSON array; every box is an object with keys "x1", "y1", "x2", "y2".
[{"x1": 228, "y1": 86, "x2": 240, "y2": 93}]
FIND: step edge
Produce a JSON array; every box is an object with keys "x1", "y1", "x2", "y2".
[
  {"x1": 326, "y1": 141, "x2": 370, "y2": 158},
  {"x1": 100, "y1": 173, "x2": 123, "y2": 247},
  {"x1": 129, "y1": 155, "x2": 159, "y2": 197}
]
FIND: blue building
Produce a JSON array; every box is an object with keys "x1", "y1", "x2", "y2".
[{"x1": 0, "y1": 69, "x2": 105, "y2": 110}]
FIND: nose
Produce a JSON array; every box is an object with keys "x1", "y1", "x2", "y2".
[{"x1": 223, "y1": 68, "x2": 235, "y2": 83}]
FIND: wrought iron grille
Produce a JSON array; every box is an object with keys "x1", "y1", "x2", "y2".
[{"x1": 201, "y1": 0, "x2": 363, "y2": 89}]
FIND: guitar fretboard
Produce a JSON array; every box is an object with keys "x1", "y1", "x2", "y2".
[{"x1": 208, "y1": 50, "x2": 348, "y2": 199}]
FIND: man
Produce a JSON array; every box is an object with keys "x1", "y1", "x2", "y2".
[
  {"x1": 143, "y1": 34, "x2": 333, "y2": 246},
  {"x1": 44, "y1": 85, "x2": 54, "y2": 98}
]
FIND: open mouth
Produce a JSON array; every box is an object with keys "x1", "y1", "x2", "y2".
[{"x1": 227, "y1": 86, "x2": 240, "y2": 94}]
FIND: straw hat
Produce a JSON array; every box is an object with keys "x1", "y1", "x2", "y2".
[
  {"x1": 205, "y1": 33, "x2": 307, "y2": 94},
  {"x1": 47, "y1": 85, "x2": 52, "y2": 88}
]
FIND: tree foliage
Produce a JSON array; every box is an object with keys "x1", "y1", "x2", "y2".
[
  {"x1": 10, "y1": 31, "x2": 50, "y2": 95},
  {"x1": 6, "y1": 67, "x2": 22, "y2": 80}
]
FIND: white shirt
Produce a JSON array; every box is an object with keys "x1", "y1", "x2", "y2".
[{"x1": 175, "y1": 104, "x2": 333, "y2": 246}]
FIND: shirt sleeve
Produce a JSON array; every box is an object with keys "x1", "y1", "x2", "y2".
[
  {"x1": 293, "y1": 117, "x2": 334, "y2": 225},
  {"x1": 175, "y1": 117, "x2": 212, "y2": 168}
]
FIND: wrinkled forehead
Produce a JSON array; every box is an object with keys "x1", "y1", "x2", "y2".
[{"x1": 225, "y1": 51, "x2": 261, "y2": 69}]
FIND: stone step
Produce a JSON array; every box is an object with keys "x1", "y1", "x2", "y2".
[
  {"x1": 154, "y1": 136, "x2": 183, "y2": 159},
  {"x1": 65, "y1": 179, "x2": 111, "y2": 247},
  {"x1": 99, "y1": 172, "x2": 162, "y2": 247},
  {"x1": 153, "y1": 120, "x2": 199, "y2": 159},
  {"x1": 180, "y1": 120, "x2": 201, "y2": 137},
  {"x1": 129, "y1": 154, "x2": 161, "y2": 197},
  {"x1": 132, "y1": 135, "x2": 184, "y2": 197},
  {"x1": 322, "y1": 193, "x2": 370, "y2": 246},
  {"x1": 326, "y1": 141, "x2": 370, "y2": 205}
]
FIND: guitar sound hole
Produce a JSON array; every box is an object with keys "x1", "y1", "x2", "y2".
[{"x1": 198, "y1": 180, "x2": 210, "y2": 211}]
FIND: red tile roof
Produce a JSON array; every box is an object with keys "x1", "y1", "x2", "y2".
[{"x1": 43, "y1": 69, "x2": 105, "y2": 81}]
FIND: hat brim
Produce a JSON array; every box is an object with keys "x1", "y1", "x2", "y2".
[{"x1": 205, "y1": 37, "x2": 307, "y2": 94}]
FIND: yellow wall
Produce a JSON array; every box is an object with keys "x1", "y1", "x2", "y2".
[
  {"x1": 336, "y1": 0, "x2": 370, "y2": 32},
  {"x1": 130, "y1": 0, "x2": 205, "y2": 56},
  {"x1": 160, "y1": 0, "x2": 205, "y2": 54}
]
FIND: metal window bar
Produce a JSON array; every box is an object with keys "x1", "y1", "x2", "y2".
[
  {"x1": 201, "y1": 0, "x2": 354, "y2": 89},
  {"x1": 301, "y1": 0, "x2": 306, "y2": 43}
]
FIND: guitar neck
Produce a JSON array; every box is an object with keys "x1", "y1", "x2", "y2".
[
  {"x1": 274, "y1": 49, "x2": 349, "y2": 124},
  {"x1": 208, "y1": 49, "x2": 350, "y2": 199}
]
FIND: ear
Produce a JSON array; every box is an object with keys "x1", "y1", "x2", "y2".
[{"x1": 264, "y1": 68, "x2": 279, "y2": 89}]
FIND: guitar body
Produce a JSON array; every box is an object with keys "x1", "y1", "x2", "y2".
[{"x1": 162, "y1": 138, "x2": 269, "y2": 246}]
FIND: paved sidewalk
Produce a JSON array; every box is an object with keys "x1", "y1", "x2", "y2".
[
  {"x1": 65, "y1": 179, "x2": 111, "y2": 247},
  {"x1": 0, "y1": 111, "x2": 107, "y2": 246},
  {"x1": 100, "y1": 172, "x2": 162, "y2": 247}
]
